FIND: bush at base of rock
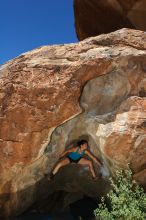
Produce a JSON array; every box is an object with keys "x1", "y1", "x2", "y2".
[{"x1": 94, "y1": 169, "x2": 146, "y2": 220}]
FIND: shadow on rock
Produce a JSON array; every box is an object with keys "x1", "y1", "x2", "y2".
[
  {"x1": 0, "y1": 164, "x2": 110, "y2": 219},
  {"x1": 36, "y1": 164, "x2": 111, "y2": 217}
]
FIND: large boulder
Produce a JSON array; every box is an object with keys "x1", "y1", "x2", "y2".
[
  {"x1": 74, "y1": 0, "x2": 146, "y2": 40},
  {"x1": 0, "y1": 29, "x2": 146, "y2": 217}
]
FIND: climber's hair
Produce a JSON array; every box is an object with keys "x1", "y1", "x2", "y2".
[{"x1": 77, "y1": 139, "x2": 88, "y2": 147}]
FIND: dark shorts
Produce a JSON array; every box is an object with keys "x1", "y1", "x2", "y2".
[{"x1": 67, "y1": 156, "x2": 82, "y2": 163}]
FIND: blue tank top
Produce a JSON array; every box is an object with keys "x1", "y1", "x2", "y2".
[{"x1": 68, "y1": 147, "x2": 85, "y2": 160}]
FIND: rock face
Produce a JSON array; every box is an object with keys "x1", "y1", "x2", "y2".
[
  {"x1": 0, "y1": 29, "x2": 146, "y2": 217},
  {"x1": 74, "y1": 0, "x2": 146, "y2": 40}
]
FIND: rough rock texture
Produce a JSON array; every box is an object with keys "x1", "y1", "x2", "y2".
[
  {"x1": 0, "y1": 28, "x2": 146, "y2": 217},
  {"x1": 74, "y1": 0, "x2": 146, "y2": 40}
]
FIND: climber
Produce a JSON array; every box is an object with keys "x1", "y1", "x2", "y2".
[{"x1": 51, "y1": 139, "x2": 102, "y2": 179}]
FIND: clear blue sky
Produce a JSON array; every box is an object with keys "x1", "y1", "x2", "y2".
[{"x1": 0, "y1": 0, "x2": 78, "y2": 65}]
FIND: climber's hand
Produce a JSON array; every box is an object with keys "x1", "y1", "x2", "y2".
[{"x1": 59, "y1": 152, "x2": 65, "y2": 158}]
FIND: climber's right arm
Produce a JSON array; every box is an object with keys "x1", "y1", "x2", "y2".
[{"x1": 59, "y1": 146, "x2": 76, "y2": 158}]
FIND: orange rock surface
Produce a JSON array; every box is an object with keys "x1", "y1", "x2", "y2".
[
  {"x1": 0, "y1": 29, "x2": 146, "y2": 217},
  {"x1": 74, "y1": 0, "x2": 146, "y2": 40}
]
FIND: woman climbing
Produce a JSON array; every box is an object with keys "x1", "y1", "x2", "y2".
[{"x1": 51, "y1": 139, "x2": 102, "y2": 179}]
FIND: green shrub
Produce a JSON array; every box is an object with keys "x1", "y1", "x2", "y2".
[{"x1": 94, "y1": 169, "x2": 146, "y2": 220}]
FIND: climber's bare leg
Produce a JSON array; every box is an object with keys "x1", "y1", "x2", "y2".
[
  {"x1": 78, "y1": 158, "x2": 96, "y2": 178},
  {"x1": 52, "y1": 158, "x2": 70, "y2": 175}
]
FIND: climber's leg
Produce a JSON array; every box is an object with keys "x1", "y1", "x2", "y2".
[
  {"x1": 78, "y1": 158, "x2": 96, "y2": 178},
  {"x1": 52, "y1": 158, "x2": 70, "y2": 175}
]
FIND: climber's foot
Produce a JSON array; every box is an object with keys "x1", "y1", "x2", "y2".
[
  {"x1": 92, "y1": 176, "x2": 98, "y2": 181},
  {"x1": 49, "y1": 172, "x2": 55, "y2": 180},
  {"x1": 44, "y1": 172, "x2": 49, "y2": 178}
]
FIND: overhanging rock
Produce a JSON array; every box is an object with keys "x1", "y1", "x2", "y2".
[{"x1": 0, "y1": 28, "x2": 146, "y2": 217}]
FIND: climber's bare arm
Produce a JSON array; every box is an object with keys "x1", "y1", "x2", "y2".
[
  {"x1": 85, "y1": 150, "x2": 102, "y2": 166},
  {"x1": 59, "y1": 146, "x2": 77, "y2": 158}
]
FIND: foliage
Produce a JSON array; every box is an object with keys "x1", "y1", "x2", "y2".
[{"x1": 94, "y1": 169, "x2": 146, "y2": 220}]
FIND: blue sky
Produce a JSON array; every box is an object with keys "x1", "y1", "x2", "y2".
[{"x1": 0, "y1": 0, "x2": 78, "y2": 65}]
